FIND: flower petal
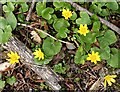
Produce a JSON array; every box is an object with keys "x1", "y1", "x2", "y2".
[
  {"x1": 104, "y1": 80, "x2": 107, "y2": 88},
  {"x1": 107, "y1": 80, "x2": 112, "y2": 86}
]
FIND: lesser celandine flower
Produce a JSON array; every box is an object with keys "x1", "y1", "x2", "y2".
[
  {"x1": 6, "y1": 51, "x2": 20, "y2": 64},
  {"x1": 33, "y1": 48, "x2": 44, "y2": 60},
  {"x1": 62, "y1": 9, "x2": 72, "y2": 20},
  {"x1": 87, "y1": 51, "x2": 100, "y2": 64},
  {"x1": 78, "y1": 24, "x2": 89, "y2": 36},
  {"x1": 104, "y1": 75, "x2": 117, "y2": 88}
]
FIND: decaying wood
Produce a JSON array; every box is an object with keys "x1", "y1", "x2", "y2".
[
  {"x1": 64, "y1": 0, "x2": 120, "y2": 35},
  {"x1": 26, "y1": 0, "x2": 36, "y2": 21},
  {"x1": 2, "y1": 36, "x2": 61, "y2": 90}
]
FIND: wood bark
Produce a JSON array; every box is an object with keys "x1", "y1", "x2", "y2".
[{"x1": 2, "y1": 36, "x2": 61, "y2": 90}]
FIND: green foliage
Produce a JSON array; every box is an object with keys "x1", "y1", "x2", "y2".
[
  {"x1": 5, "y1": 12, "x2": 17, "y2": 30},
  {"x1": 106, "y1": 0, "x2": 118, "y2": 10},
  {"x1": 53, "y1": 2, "x2": 64, "y2": 9},
  {"x1": 6, "y1": 76, "x2": 16, "y2": 86},
  {"x1": 74, "y1": 46, "x2": 87, "y2": 64},
  {"x1": 34, "y1": 56, "x2": 53, "y2": 65},
  {"x1": 0, "y1": 17, "x2": 7, "y2": 30},
  {"x1": 92, "y1": 21, "x2": 101, "y2": 31},
  {"x1": 0, "y1": 2, "x2": 17, "y2": 44},
  {"x1": 0, "y1": 17, "x2": 12, "y2": 43},
  {"x1": 99, "y1": 46, "x2": 110, "y2": 60},
  {"x1": 42, "y1": 37, "x2": 62, "y2": 57},
  {"x1": 98, "y1": 30, "x2": 117, "y2": 48},
  {"x1": 0, "y1": 80, "x2": 5, "y2": 90},
  {"x1": 36, "y1": 2, "x2": 46, "y2": 16},
  {"x1": 76, "y1": 11, "x2": 91, "y2": 25},
  {"x1": 53, "y1": 18, "x2": 70, "y2": 38},
  {"x1": 42, "y1": 7, "x2": 54, "y2": 20},
  {"x1": 107, "y1": 48, "x2": 120, "y2": 68},
  {"x1": 19, "y1": 2, "x2": 29, "y2": 12},
  {"x1": 53, "y1": 63, "x2": 66, "y2": 74},
  {"x1": 3, "y1": 2, "x2": 14, "y2": 12},
  {"x1": 70, "y1": 11, "x2": 77, "y2": 21}
]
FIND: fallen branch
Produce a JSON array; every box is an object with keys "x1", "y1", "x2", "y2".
[
  {"x1": 2, "y1": 36, "x2": 61, "y2": 90},
  {"x1": 26, "y1": 0, "x2": 36, "y2": 21},
  {"x1": 64, "y1": 0, "x2": 120, "y2": 35}
]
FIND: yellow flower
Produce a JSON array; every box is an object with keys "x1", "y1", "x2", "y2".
[
  {"x1": 33, "y1": 48, "x2": 44, "y2": 60},
  {"x1": 104, "y1": 75, "x2": 117, "y2": 88},
  {"x1": 6, "y1": 51, "x2": 20, "y2": 64},
  {"x1": 62, "y1": 9, "x2": 72, "y2": 20},
  {"x1": 78, "y1": 24, "x2": 89, "y2": 36},
  {"x1": 87, "y1": 51, "x2": 100, "y2": 64}
]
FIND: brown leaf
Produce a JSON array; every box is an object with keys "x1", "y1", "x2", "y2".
[
  {"x1": 0, "y1": 62, "x2": 11, "y2": 72},
  {"x1": 30, "y1": 31, "x2": 42, "y2": 43},
  {"x1": 66, "y1": 43, "x2": 76, "y2": 50}
]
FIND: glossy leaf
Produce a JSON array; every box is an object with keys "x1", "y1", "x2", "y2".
[
  {"x1": 42, "y1": 7, "x2": 54, "y2": 20},
  {"x1": 106, "y1": 0, "x2": 118, "y2": 10},
  {"x1": 76, "y1": 12, "x2": 91, "y2": 25},
  {"x1": 42, "y1": 37, "x2": 62, "y2": 57},
  {"x1": 6, "y1": 12, "x2": 17, "y2": 30},
  {"x1": 0, "y1": 17, "x2": 7, "y2": 30},
  {"x1": 36, "y1": 2, "x2": 46, "y2": 16}
]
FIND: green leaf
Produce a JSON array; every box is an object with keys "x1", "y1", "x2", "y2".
[
  {"x1": 6, "y1": 76, "x2": 16, "y2": 86},
  {"x1": 81, "y1": 32, "x2": 97, "y2": 44},
  {"x1": 91, "y1": 14, "x2": 99, "y2": 21},
  {"x1": 20, "y1": 2, "x2": 28, "y2": 12},
  {"x1": 53, "y1": 2, "x2": 64, "y2": 8},
  {"x1": 34, "y1": 56, "x2": 53, "y2": 65},
  {"x1": 74, "y1": 46, "x2": 87, "y2": 64},
  {"x1": 0, "y1": 80, "x2": 5, "y2": 90},
  {"x1": 38, "y1": 30, "x2": 47, "y2": 38},
  {"x1": 42, "y1": 7, "x2": 54, "y2": 20},
  {"x1": 111, "y1": 48, "x2": 118, "y2": 55},
  {"x1": 17, "y1": 13, "x2": 25, "y2": 22},
  {"x1": 100, "y1": 9, "x2": 109, "y2": 16},
  {"x1": 92, "y1": 21, "x2": 101, "y2": 31},
  {"x1": 53, "y1": 18, "x2": 70, "y2": 32},
  {"x1": 6, "y1": 12, "x2": 17, "y2": 30},
  {"x1": 63, "y1": 2, "x2": 71, "y2": 10},
  {"x1": 98, "y1": 30, "x2": 117, "y2": 48},
  {"x1": 2, "y1": 31, "x2": 12, "y2": 43},
  {"x1": 70, "y1": 11, "x2": 77, "y2": 20},
  {"x1": 76, "y1": 12, "x2": 91, "y2": 25},
  {"x1": 0, "y1": 17, "x2": 7, "y2": 30},
  {"x1": 42, "y1": 37, "x2": 62, "y2": 57},
  {"x1": 3, "y1": 2, "x2": 14, "y2": 12},
  {"x1": 104, "y1": 30, "x2": 117, "y2": 44},
  {"x1": 0, "y1": 29, "x2": 3, "y2": 43},
  {"x1": 56, "y1": 27, "x2": 69, "y2": 38},
  {"x1": 53, "y1": 63, "x2": 66, "y2": 74},
  {"x1": 36, "y1": 2, "x2": 46, "y2": 16},
  {"x1": 106, "y1": 0, "x2": 118, "y2": 10},
  {"x1": 4, "y1": 25, "x2": 12, "y2": 32},
  {"x1": 99, "y1": 46, "x2": 110, "y2": 60},
  {"x1": 107, "y1": 50, "x2": 120, "y2": 68}
]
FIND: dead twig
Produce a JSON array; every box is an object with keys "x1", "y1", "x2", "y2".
[
  {"x1": 26, "y1": 0, "x2": 36, "y2": 21},
  {"x1": 17, "y1": 23, "x2": 75, "y2": 48}
]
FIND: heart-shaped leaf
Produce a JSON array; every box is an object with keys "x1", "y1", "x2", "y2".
[
  {"x1": 76, "y1": 12, "x2": 91, "y2": 25},
  {"x1": 36, "y1": 2, "x2": 46, "y2": 16},
  {"x1": 6, "y1": 12, "x2": 17, "y2": 30},
  {"x1": 42, "y1": 7, "x2": 54, "y2": 20},
  {"x1": 42, "y1": 37, "x2": 62, "y2": 57}
]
